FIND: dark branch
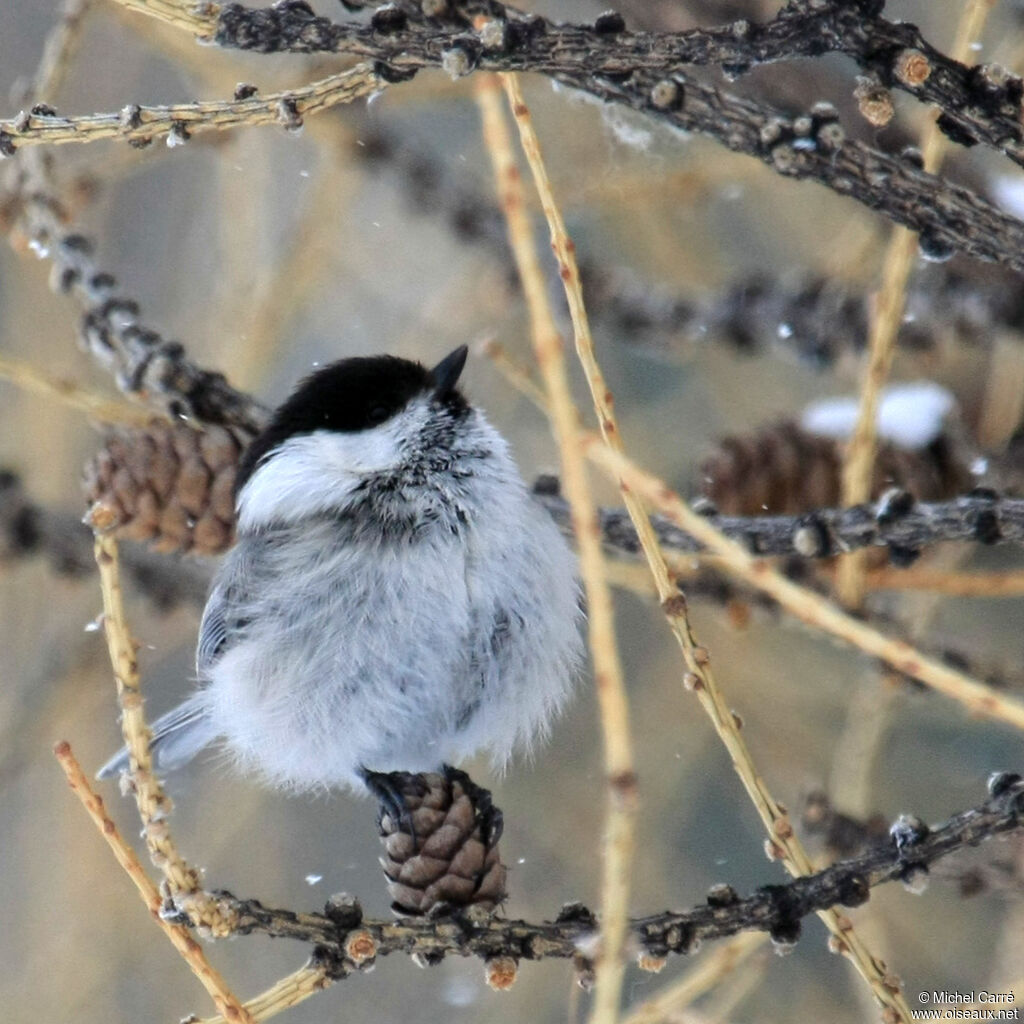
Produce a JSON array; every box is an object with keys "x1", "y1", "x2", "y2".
[
  {"x1": 801, "y1": 789, "x2": 1024, "y2": 899},
  {"x1": 1, "y1": 155, "x2": 268, "y2": 434},
  {"x1": 178, "y1": 775, "x2": 1023, "y2": 970},
  {"x1": 533, "y1": 482, "x2": 1024, "y2": 561},
  {"x1": 558, "y1": 66, "x2": 1024, "y2": 272},
  {"x1": 0, "y1": 469, "x2": 212, "y2": 611},
  {"x1": 203, "y1": 1, "x2": 1024, "y2": 273},
  {"x1": 213, "y1": 0, "x2": 1024, "y2": 174},
  {"x1": 441, "y1": 0, "x2": 1024, "y2": 173},
  {"x1": 617, "y1": 264, "x2": 1024, "y2": 369}
]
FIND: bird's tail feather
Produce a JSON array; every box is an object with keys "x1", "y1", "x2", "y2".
[{"x1": 95, "y1": 696, "x2": 216, "y2": 780}]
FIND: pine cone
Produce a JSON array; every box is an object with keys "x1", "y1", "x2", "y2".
[
  {"x1": 700, "y1": 421, "x2": 972, "y2": 516},
  {"x1": 375, "y1": 768, "x2": 507, "y2": 917},
  {"x1": 82, "y1": 420, "x2": 249, "y2": 555}
]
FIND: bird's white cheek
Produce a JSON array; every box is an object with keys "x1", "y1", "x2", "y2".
[
  {"x1": 330, "y1": 428, "x2": 405, "y2": 474},
  {"x1": 237, "y1": 428, "x2": 405, "y2": 529}
]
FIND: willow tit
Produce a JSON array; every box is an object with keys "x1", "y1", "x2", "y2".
[{"x1": 98, "y1": 346, "x2": 583, "y2": 794}]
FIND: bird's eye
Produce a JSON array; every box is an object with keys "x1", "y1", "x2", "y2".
[{"x1": 367, "y1": 405, "x2": 390, "y2": 425}]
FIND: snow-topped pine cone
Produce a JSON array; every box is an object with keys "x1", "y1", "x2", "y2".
[
  {"x1": 82, "y1": 420, "x2": 250, "y2": 555},
  {"x1": 374, "y1": 768, "x2": 507, "y2": 917},
  {"x1": 700, "y1": 421, "x2": 972, "y2": 516}
]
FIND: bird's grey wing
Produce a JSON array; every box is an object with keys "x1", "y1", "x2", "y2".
[
  {"x1": 97, "y1": 549, "x2": 258, "y2": 782},
  {"x1": 95, "y1": 694, "x2": 217, "y2": 779},
  {"x1": 196, "y1": 584, "x2": 231, "y2": 676},
  {"x1": 196, "y1": 543, "x2": 256, "y2": 676}
]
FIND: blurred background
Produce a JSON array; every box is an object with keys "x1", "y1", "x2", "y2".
[{"x1": 1, "y1": 1, "x2": 1022, "y2": 1022}]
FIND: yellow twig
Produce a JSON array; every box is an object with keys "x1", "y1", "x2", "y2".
[
  {"x1": 33, "y1": 10, "x2": 241, "y2": 1009},
  {"x1": 836, "y1": 229, "x2": 917, "y2": 606},
  {"x1": 1, "y1": 65, "x2": 383, "y2": 149},
  {"x1": 493, "y1": 73, "x2": 910, "y2": 1021},
  {"x1": 863, "y1": 566, "x2": 1024, "y2": 598},
  {"x1": 198, "y1": 964, "x2": 333, "y2": 1024},
  {"x1": 597, "y1": 559, "x2": 1024, "y2": 616},
  {"x1": 0, "y1": 353, "x2": 157, "y2": 426},
  {"x1": 105, "y1": 0, "x2": 218, "y2": 37},
  {"x1": 837, "y1": 0, "x2": 997, "y2": 607},
  {"x1": 54, "y1": 741, "x2": 254, "y2": 1024},
  {"x1": 475, "y1": 73, "x2": 637, "y2": 1024},
  {"x1": 476, "y1": 337, "x2": 551, "y2": 412},
  {"x1": 93, "y1": 533, "x2": 206, "y2": 895},
  {"x1": 602, "y1": 559, "x2": 663, "y2": 599},
  {"x1": 28, "y1": 0, "x2": 92, "y2": 103},
  {"x1": 621, "y1": 933, "x2": 767, "y2": 1024}
]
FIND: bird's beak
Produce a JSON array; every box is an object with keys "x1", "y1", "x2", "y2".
[{"x1": 430, "y1": 345, "x2": 469, "y2": 396}]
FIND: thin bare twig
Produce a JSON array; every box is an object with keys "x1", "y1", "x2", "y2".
[
  {"x1": 53, "y1": 741, "x2": 254, "y2": 1024},
  {"x1": 475, "y1": 72, "x2": 636, "y2": 1024},
  {"x1": 25, "y1": 0, "x2": 93, "y2": 104},
  {"x1": 93, "y1": 532, "x2": 203, "y2": 898},
  {"x1": 836, "y1": 229, "x2": 919, "y2": 607},
  {"x1": 0, "y1": 353, "x2": 156, "y2": 426},
  {"x1": 495, "y1": 77, "x2": 910, "y2": 1022},
  {"x1": 108, "y1": 0, "x2": 218, "y2": 37},
  {"x1": 0, "y1": 65, "x2": 383, "y2": 150},
  {"x1": 592, "y1": 550, "x2": 1024, "y2": 696},
  {"x1": 861, "y1": 567, "x2": 1024, "y2": 598},
  {"x1": 198, "y1": 964, "x2": 332, "y2": 1024}
]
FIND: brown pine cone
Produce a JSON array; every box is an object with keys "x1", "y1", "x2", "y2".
[
  {"x1": 374, "y1": 768, "x2": 507, "y2": 917},
  {"x1": 700, "y1": 421, "x2": 972, "y2": 516},
  {"x1": 82, "y1": 420, "x2": 250, "y2": 555}
]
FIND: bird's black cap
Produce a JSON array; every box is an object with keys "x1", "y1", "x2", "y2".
[{"x1": 235, "y1": 348, "x2": 470, "y2": 494}]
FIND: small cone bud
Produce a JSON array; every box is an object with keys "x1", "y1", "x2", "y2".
[
  {"x1": 375, "y1": 768, "x2": 507, "y2": 916},
  {"x1": 344, "y1": 929, "x2": 377, "y2": 966},
  {"x1": 637, "y1": 952, "x2": 667, "y2": 973},
  {"x1": 485, "y1": 956, "x2": 518, "y2": 990},
  {"x1": 82, "y1": 421, "x2": 250, "y2": 554}
]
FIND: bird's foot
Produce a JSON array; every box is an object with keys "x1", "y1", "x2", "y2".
[
  {"x1": 441, "y1": 763, "x2": 504, "y2": 848},
  {"x1": 360, "y1": 767, "x2": 425, "y2": 840}
]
